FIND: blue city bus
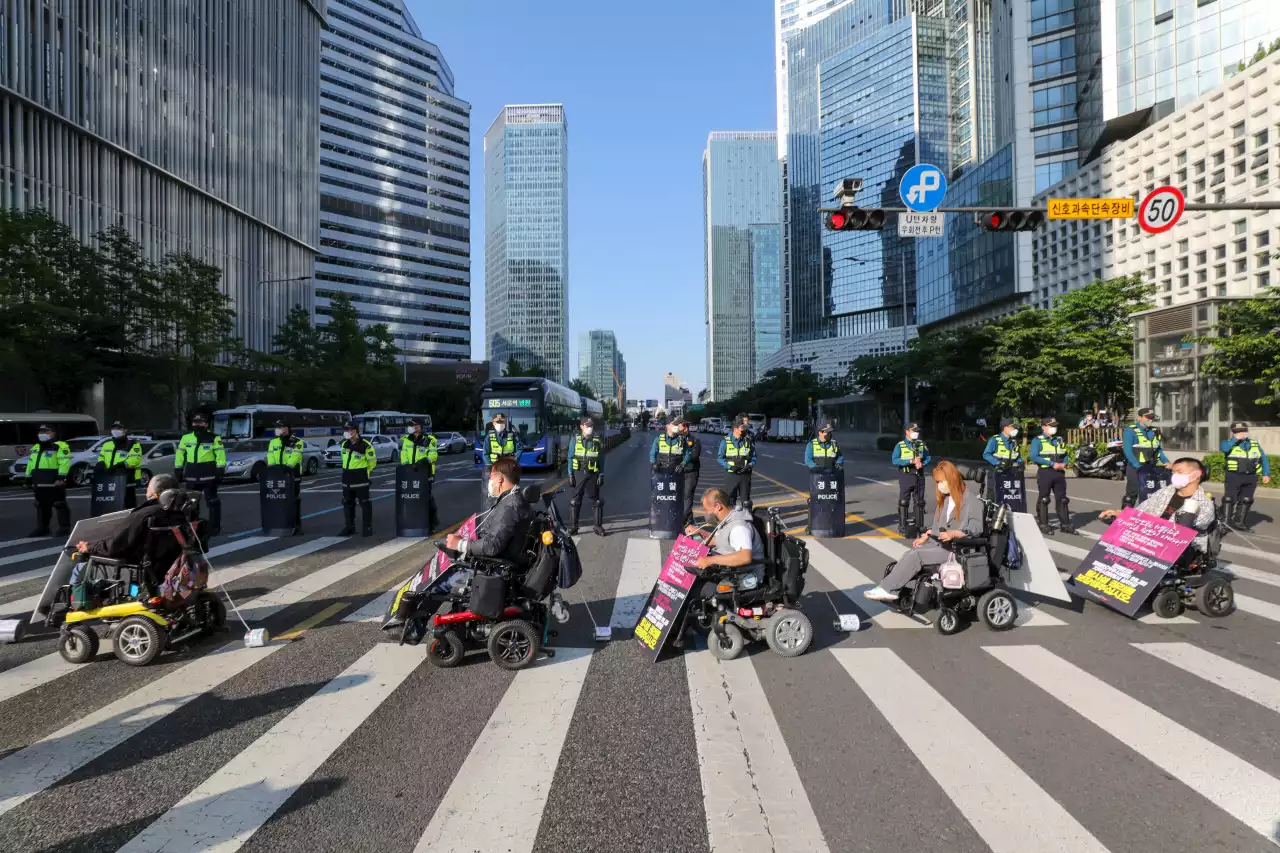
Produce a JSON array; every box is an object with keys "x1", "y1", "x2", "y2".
[{"x1": 474, "y1": 378, "x2": 602, "y2": 471}]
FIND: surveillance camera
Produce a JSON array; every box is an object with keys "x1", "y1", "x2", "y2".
[{"x1": 832, "y1": 178, "x2": 863, "y2": 200}]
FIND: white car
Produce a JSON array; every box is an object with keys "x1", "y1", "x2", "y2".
[
  {"x1": 9, "y1": 435, "x2": 155, "y2": 487},
  {"x1": 324, "y1": 434, "x2": 398, "y2": 467}
]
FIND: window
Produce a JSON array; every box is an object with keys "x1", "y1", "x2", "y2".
[
  {"x1": 1144, "y1": 167, "x2": 1156, "y2": 181},
  {"x1": 1176, "y1": 169, "x2": 1187, "y2": 184},
  {"x1": 1258, "y1": 232, "x2": 1271, "y2": 248},
  {"x1": 1161, "y1": 262, "x2": 1172, "y2": 274},
  {"x1": 1194, "y1": 179, "x2": 1206, "y2": 193},
  {"x1": 1233, "y1": 141, "x2": 1246, "y2": 157},
  {"x1": 1214, "y1": 190, "x2": 1226, "y2": 203},
  {"x1": 1213, "y1": 151, "x2": 1225, "y2": 166},
  {"x1": 1235, "y1": 220, "x2": 1247, "y2": 235},
  {"x1": 1178, "y1": 274, "x2": 1189, "y2": 288},
  {"x1": 1146, "y1": 250, "x2": 1157, "y2": 263},
  {"x1": 1031, "y1": 35, "x2": 1076, "y2": 79},
  {"x1": 1217, "y1": 284, "x2": 1227, "y2": 296},
  {"x1": 1232, "y1": 122, "x2": 1245, "y2": 139},
  {"x1": 1177, "y1": 152, "x2": 1187, "y2": 165},
  {"x1": 1215, "y1": 264, "x2": 1227, "y2": 279},
  {"x1": 1194, "y1": 160, "x2": 1205, "y2": 175},
  {"x1": 1256, "y1": 129, "x2": 1269, "y2": 148},
  {"x1": 1258, "y1": 252, "x2": 1271, "y2": 267},
  {"x1": 1177, "y1": 239, "x2": 1189, "y2": 253},
  {"x1": 1034, "y1": 129, "x2": 1077, "y2": 154},
  {"x1": 1236, "y1": 238, "x2": 1248, "y2": 253},
  {"x1": 1195, "y1": 250, "x2": 1207, "y2": 265},
  {"x1": 1259, "y1": 272, "x2": 1272, "y2": 288},
  {"x1": 1179, "y1": 257, "x2": 1189, "y2": 270},
  {"x1": 1257, "y1": 172, "x2": 1269, "y2": 188},
  {"x1": 1235, "y1": 258, "x2": 1248, "y2": 273},
  {"x1": 1197, "y1": 270, "x2": 1208, "y2": 283},
  {"x1": 1196, "y1": 287, "x2": 1208, "y2": 299},
  {"x1": 1033, "y1": 82, "x2": 1077, "y2": 126},
  {"x1": 1030, "y1": 0, "x2": 1075, "y2": 34},
  {"x1": 1234, "y1": 162, "x2": 1247, "y2": 177},
  {"x1": 1215, "y1": 246, "x2": 1227, "y2": 260}
]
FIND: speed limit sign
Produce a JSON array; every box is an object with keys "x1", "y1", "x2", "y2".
[{"x1": 1139, "y1": 186, "x2": 1185, "y2": 234}]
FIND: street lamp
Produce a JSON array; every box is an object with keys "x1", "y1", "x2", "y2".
[{"x1": 837, "y1": 254, "x2": 911, "y2": 427}]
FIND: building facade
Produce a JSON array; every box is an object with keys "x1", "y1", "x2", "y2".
[
  {"x1": 1034, "y1": 54, "x2": 1280, "y2": 448},
  {"x1": 484, "y1": 104, "x2": 569, "y2": 382},
  {"x1": 0, "y1": 0, "x2": 324, "y2": 351},
  {"x1": 316, "y1": 0, "x2": 471, "y2": 363},
  {"x1": 703, "y1": 132, "x2": 780, "y2": 401},
  {"x1": 750, "y1": 223, "x2": 784, "y2": 378},
  {"x1": 578, "y1": 330, "x2": 624, "y2": 403}
]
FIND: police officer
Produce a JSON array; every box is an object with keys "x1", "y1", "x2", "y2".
[
  {"x1": 1121, "y1": 406, "x2": 1168, "y2": 508},
  {"x1": 568, "y1": 417, "x2": 606, "y2": 536},
  {"x1": 1220, "y1": 421, "x2": 1271, "y2": 530},
  {"x1": 983, "y1": 418, "x2": 1024, "y2": 502},
  {"x1": 96, "y1": 421, "x2": 143, "y2": 509},
  {"x1": 1030, "y1": 417, "x2": 1074, "y2": 535},
  {"x1": 650, "y1": 418, "x2": 692, "y2": 473},
  {"x1": 24, "y1": 424, "x2": 71, "y2": 537},
  {"x1": 481, "y1": 413, "x2": 524, "y2": 503},
  {"x1": 267, "y1": 420, "x2": 306, "y2": 535},
  {"x1": 338, "y1": 421, "x2": 377, "y2": 536},
  {"x1": 891, "y1": 422, "x2": 930, "y2": 535},
  {"x1": 176, "y1": 413, "x2": 226, "y2": 536},
  {"x1": 400, "y1": 417, "x2": 439, "y2": 532},
  {"x1": 718, "y1": 415, "x2": 757, "y2": 510},
  {"x1": 806, "y1": 423, "x2": 843, "y2": 471},
  {"x1": 679, "y1": 420, "x2": 701, "y2": 524}
]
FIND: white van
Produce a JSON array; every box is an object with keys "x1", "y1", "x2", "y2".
[{"x1": 0, "y1": 413, "x2": 99, "y2": 477}]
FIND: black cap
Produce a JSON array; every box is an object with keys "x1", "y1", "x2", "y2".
[
  {"x1": 274, "y1": 420, "x2": 287, "y2": 428},
  {"x1": 579, "y1": 416, "x2": 593, "y2": 426},
  {"x1": 344, "y1": 421, "x2": 359, "y2": 430},
  {"x1": 903, "y1": 422, "x2": 919, "y2": 432},
  {"x1": 37, "y1": 424, "x2": 52, "y2": 432},
  {"x1": 1041, "y1": 417, "x2": 1058, "y2": 427},
  {"x1": 1137, "y1": 407, "x2": 1156, "y2": 418},
  {"x1": 410, "y1": 417, "x2": 425, "y2": 426},
  {"x1": 671, "y1": 416, "x2": 686, "y2": 426},
  {"x1": 110, "y1": 421, "x2": 124, "y2": 429},
  {"x1": 492, "y1": 412, "x2": 507, "y2": 421},
  {"x1": 818, "y1": 422, "x2": 834, "y2": 433},
  {"x1": 191, "y1": 413, "x2": 207, "y2": 423},
  {"x1": 1231, "y1": 421, "x2": 1249, "y2": 432},
  {"x1": 999, "y1": 417, "x2": 1016, "y2": 428}
]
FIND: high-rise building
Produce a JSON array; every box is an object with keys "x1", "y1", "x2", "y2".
[
  {"x1": 750, "y1": 223, "x2": 783, "y2": 378},
  {"x1": 775, "y1": 0, "x2": 859, "y2": 160},
  {"x1": 485, "y1": 105, "x2": 570, "y2": 382},
  {"x1": 578, "y1": 330, "x2": 624, "y2": 402},
  {"x1": 703, "y1": 132, "x2": 780, "y2": 401},
  {"x1": 317, "y1": 0, "x2": 472, "y2": 363},
  {"x1": 0, "y1": 0, "x2": 323, "y2": 351}
]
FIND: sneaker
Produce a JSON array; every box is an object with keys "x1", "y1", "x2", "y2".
[
  {"x1": 863, "y1": 586, "x2": 899, "y2": 603},
  {"x1": 592, "y1": 525, "x2": 606, "y2": 537}
]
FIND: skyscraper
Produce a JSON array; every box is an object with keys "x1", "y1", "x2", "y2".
[
  {"x1": 317, "y1": 0, "x2": 471, "y2": 363},
  {"x1": 578, "y1": 330, "x2": 624, "y2": 403},
  {"x1": 703, "y1": 132, "x2": 780, "y2": 401},
  {"x1": 0, "y1": 0, "x2": 323, "y2": 351},
  {"x1": 485, "y1": 105, "x2": 570, "y2": 382}
]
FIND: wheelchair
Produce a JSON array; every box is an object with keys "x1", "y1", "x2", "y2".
[
  {"x1": 1144, "y1": 517, "x2": 1234, "y2": 619},
  {"x1": 52, "y1": 496, "x2": 226, "y2": 667},
  {"x1": 690, "y1": 506, "x2": 814, "y2": 661},
  {"x1": 880, "y1": 466, "x2": 1020, "y2": 635},
  {"x1": 387, "y1": 484, "x2": 572, "y2": 671}
]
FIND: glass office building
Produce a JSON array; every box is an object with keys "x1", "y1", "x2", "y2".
[
  {"x1": 484, "y1": 105, "x2": 570, "y2": 382},
  {"x1": 578, "y1": 330, "x2": 624, "y2": 403},
  {"x1": 317, "y1": 0, "x2": 471, "y2": 363},
  {"x1": 703, "y1": 132, "x2": 780, "y2": 401},
  {"x1": 750, "y1": 224, "x2": 784, "y2": 379}
]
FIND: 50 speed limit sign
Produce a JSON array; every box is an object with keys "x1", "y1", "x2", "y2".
[{"x1": 1139, "y1": 186, "x2": 1185, "y2": 234}]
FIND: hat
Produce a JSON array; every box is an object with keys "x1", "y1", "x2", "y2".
[
  {"x1": 579, "y1": 416, "x2": 593, "y2": 426},
  {"x1": 671, "y1": 416, "x2": 686, "y2": 426},
  {"x1": 411, "y1": 417, "x2": 426, "y2": 426},
  {"x1": 1230, "y1": 421, "x2": 1249, "y2": 432},
  {"x1": 1137, "y1": 406, "x2": 1156, "y2": 419},
  {"x1": 1041, "y1": 417, "x2": 1058, "y2": 427},
  {"x1": 903, "y1": 422, "x2": 919, "y2": 432},
  {"x1": 492, "y1": 412, "x2": 507, "y2": 421},
  {"x1": 732, "y1": 415, "x2": 748, "y2": 428},
  {"x1": 818, "y1": 422, "x2": 835, "y2": 433},
  {"x1": 191, "y1": 413, "x2": 207, "y2": 422},
  {"x1": 999, "y1": 417, "x2": 1016, "y2": 428},
  {"x1": 110, "y1": 421, "x2": 124, "y2": 429},
  {"x1": 37, "y1": 424, "x2": 52, "y2": 432},
  {"x1": 344, "y1": 421, "x2": 359, "y2": 430},
  {"x1": 274, "y1": 420, "x2": 287, "y2": 428}
]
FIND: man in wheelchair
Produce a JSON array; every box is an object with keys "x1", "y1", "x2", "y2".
[
  {"x1": 1099, "y1": 457, "x2": 1215, "y2": 551},
  {"x1": 444, "y1": 457, "x2": 532, "y2": 564}
]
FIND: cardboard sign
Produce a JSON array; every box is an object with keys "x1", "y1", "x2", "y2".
[
  {"x1": 29, "y1": 511, "x2": 131, "y2": 625},
  {"x1": 635, "y1": 534, "x2": 708, "y2": 661},
  {"x1": 259, "y1": 466, "x2": 297, "y2": 536},
  {"x1": 649, "y1": 473, "x2": 684, "y2": 540},
  {"x1": 1138, "y1": 465, "x2": 1171, "y2": 502},
  {"x1": 1070, "y1": 508, "x2": 1196, "y2": 617},
  {"x1": 395, "y1": 463, "x2": 433, "y2": 537},
  {"x1": 994, "y1": 470, "x2": 1028, "y2": 512},
  {"x1": 809, "y1": 469, "x2": 846, "y2": 538},
  {"x1": 89, "y1": 472, "x2": 129, "y2": 518},
  {"x1": 425, "y1": 514, "x2": 477, "y2": 584}
]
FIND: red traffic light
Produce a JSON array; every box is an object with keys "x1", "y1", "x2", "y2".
[
  {"x1": 988, "y1": 213, "x2": 1004, "y2": 229},
  {"x1": 829, "y1": 210, "x2": 848, "y2": 230},
  {"x1": 824, "y1": 207, "x2": 885, "y2": 231},
  {"x1": 974, "y1": 209, "x2": 1045, "y2": 232}
]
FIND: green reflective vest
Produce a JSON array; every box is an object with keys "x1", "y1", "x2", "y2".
[
  {"x1": 896, "y1": 440, "x2": 927, "y2": 471},
  {"x1": 1130, "y1": 424, "x2": 1162, "y2": 464},
  {"x1": 340, "y1": 438, "x2": 377, "y2": 483},
  {"x1": 98, "y1": 439, "x2": 143, "y2": 481},
  {"x1": 572, "y1": 436, "x2": 602, "y2": 472},
  {"x1": 178, "y1": 432, "x2": 225, "y2": 484},
  {"x1": 267, "y1": 435, "x2": 305, "y2": 474},
  {"x1": 994, "y1": 438, "x2": 1019, "y2": 462},
  {"x1": 810, "y1": 439, "x2": 840, "y2": 469},
  {"x1": 486, "y1": 431, "x2": 516, "y2": 463},
  {"x1": 400, "y1": 433, "x2": 438, "y2": 473},
  {"x1": 724, "y1": 435, "x2": 753, "y2": 473},
  {"x1": 656, "y1": 434, "x2": 686, "y2": 467},
  {"x1": 26, "y1": 440, "x2": 71, "y2": 484},
  {"x1": 1226, "y1": 439, "x2": 1263, "y2": 474},
  {"x1": 1038, "y1": 437, "x2": 1067, "y2": 460}
]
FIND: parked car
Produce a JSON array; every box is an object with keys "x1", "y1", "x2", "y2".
[
  {"x1": 323, "y1": 434, "x2": 397, "y2": 467},
  {"x1": 9, "y1": 435, "x2": 159, "y2": 487},
  {"x1": 432, "y1": 431, "x2": 468, "y2": 454},
  {"x1": 222, "y1": 438, "x2": 325, "y2": 482}
]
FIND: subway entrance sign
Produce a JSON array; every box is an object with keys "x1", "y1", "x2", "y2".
[{"x1": 1047, "y1": 198, "x2": 1135, "y2": 220}]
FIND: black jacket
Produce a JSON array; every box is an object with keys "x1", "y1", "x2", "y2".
[
  {"x1": 84, "y1": 498, "x2": 185, "y2": 581},
  {"x1": 687, "y1": 436, "x2": 702, "y2": 471},
  {"x1": 466, "y1": 487, "x2": 532, "y2": 563}
]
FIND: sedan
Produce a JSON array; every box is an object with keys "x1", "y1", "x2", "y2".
[
  {"x1": 323, "y1": 434, "x2": 398, "y2": 467},
  {"x1": 222, "y1": 439, "x2": 325, "y2": 482},
  {"x1": 433, "y1": 431, "x2": 468, "y2": 454}
]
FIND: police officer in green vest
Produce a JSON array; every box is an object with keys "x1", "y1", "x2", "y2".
[
  {"x1": 1029, "y1": 417, "x2": 1074, "y2": 535},
  {"x1": 1121, "y1": 406, "x2": 1168, "y2": 508},
  {"x1": 805, "y1": 423, "x2": 843, "y2": 471},
  {"x1": 267, "y1": 420, "x2": 306, "y2": 535},
  {"x1": 24, "y1": 424, "x2": 72, "y2": 536},
  {"x1": 718, "y1": 415, "x2": 758, "y2": 510},
  {"x1": 339, "y1": 421, "x2": 377, "y2": 536},
  {"x1": 177, "y1": 413, "x2": 226, "y2": 536},
  {"x1": 649, "y1": 419, "x2": 692, "y2": 473},
  {"x1": 400, "y1": 417, "x2": 439, "y2": 532},
  {"x1": 95, "y1": 421, "x2": 143, "y2": 509},
  {"x1": 568, "y1": 416, "x2": 606, "y2": 536},
  {"x1": 481, "y1": 413, "x2": 524, "y2": 503},
  {"x1": 1220, "y1": 421, "x2": 1271, "y2": 530},
  {"x1": 891, "y1": 423, "x2": 930, "y2": 535},
  {"x1": 982, "y1": 418, "x2": 1024, "y2": 502}
]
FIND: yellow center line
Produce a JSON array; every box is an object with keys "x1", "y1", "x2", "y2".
[
  {"x1": 276, "y1": 602, "x2": 347, "y2": 640},
  {"x1": 756, "y1": 471, "x2": 901, "y2": 539}
]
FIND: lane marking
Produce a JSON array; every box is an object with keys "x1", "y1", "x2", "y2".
[
  {"x1": 117, "y1": 644, "x2": 423, "y2": 853},
  {"x1": 610, "y1": 538, "x2": 662, "y2": 631},
  {"x1": 274, "y1": 602, "x2": 347, "y2": 640},
  {"x1": 687, "y1": 648, "x2": 831, "y2": 853},
  {"x1": 0, "y1": 536, "x2": 53, "y2": 551},
  {"x1": 987, "y1": 644, "x2": 1280, "y2": 845},
  {"x1": 341, "y1": 585, "x2": 399, "y2": 624},
  {"x1": 1133, "y1": 642, "x2": 1280, "y2": 715},
  {"x1": 804, "y1": 538, "x2": 924, "y2": 629},
  {"x1": 413, "y1": 648, "x2": 594, "y2": 853},
  {"x1": 0, "y1": 546, "x2": 63, "y2": 569},
  {"x1": 834, "y1": 647, "x2": 1109, "y2": 853}
]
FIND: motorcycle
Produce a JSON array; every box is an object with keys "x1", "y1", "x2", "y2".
[{"x1": 1072, "y1": 438, "x2": 1126, "y2": 480}]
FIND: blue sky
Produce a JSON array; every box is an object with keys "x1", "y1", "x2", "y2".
[{"x1": 405, "y1": 1, "x2": 776, "y2": 401}]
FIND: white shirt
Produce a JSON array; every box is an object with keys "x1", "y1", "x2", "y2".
[
  {"x1": 727, "y1": 524, "x2": 756, "y2": 553},
  {"x1": 942, "y1": 496, "x2": 955, "y2": 523}
]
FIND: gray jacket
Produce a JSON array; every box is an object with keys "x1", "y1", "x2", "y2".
[
  {"x1": 463, "y1": 487, "x2": 532, "y2": 563},
  {"x1": 1137, "y1": 485, "x2": 1216, "y2": 550},
  {"x1": 929, "y1": 491, "x2": 984, "y2": 538}
]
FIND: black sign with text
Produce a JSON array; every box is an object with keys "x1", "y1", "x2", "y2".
[
  {"x1": 259, "y1": 466, "x2": 297, "y2": 536},
  {"x1": 649, "y1": 473, "x2": 684, "y2": 540},
  {"x1": 809, "y1": 469, "x2": 846, "y2": 537},
  {"x1": 395, "y1": 463, "x2": 433, "y2": 537},
  {"x1": 995, "y1": 470, "x2": 1028, "y2": 512},
  {"x1": 89, "y1": 472, "x2": 129, "y2": 518},
  {"x1": 1138, "y1": 465, "x2": 1172, "y2": 502}
]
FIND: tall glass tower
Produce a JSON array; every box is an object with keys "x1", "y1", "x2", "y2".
[
  {"x1": 484, "y1": 105, "x2": 570, "y2": 382},
  {"x1": 317, "y1": 0, "x2": 471, "y2": 363},
  {"x1": 703, "y1": 132, "x2": 780, "y2": 401}
]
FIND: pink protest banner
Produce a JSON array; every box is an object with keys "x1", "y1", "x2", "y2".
[
  {"x1": 635, "y1": 534, "x2": 710, "y2": 660},
  {"x1": 425, "y1": 514, "x2": 478, "y2": 583},
  {"x1": 1070, "y1": 508, "x2": 1196, "y2": 617}
]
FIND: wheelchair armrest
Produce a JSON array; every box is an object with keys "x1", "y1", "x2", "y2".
[
  {"x1": 951, "y1": 536, "x2": 989, "y2": 549},
  {"x1": 472, "y1": 556, "x2": 521, "y2": 573},
  {"x1": 86, "y1": 555, "x2": 132, "y2": 567}
]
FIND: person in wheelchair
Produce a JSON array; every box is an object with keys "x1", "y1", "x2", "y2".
[
  {"x1": 74, "y1": 474, "x2": 186, "y2": 576},
  {"x1": 1099, "y1": 457, "x2": 1216, "y2": 551},
  {"x1": 672, "y1": 487, "x2": 765, "y2": 646},
  {"x1": 865, "y1": 460, "x2": 983, "y2": 602},
  {"x1": 444, "y1": 457, "x2": 532, "y2": 564}
]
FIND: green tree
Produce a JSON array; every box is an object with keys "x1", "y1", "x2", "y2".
[
  {"x1": 316, "y1": 295, "x2": 402, "y2": 412},
  {"x1": 502, "y1": 357, "x2": 547, "y2": 378},
  {"x1": 568, "y1": 378, "x2": 597, "y2": 399},
  {"x1": 1193, "y1": 284, "x2": 1280, "y2": 405},
  {"x1": 908, "y1": 324, "x2": 1000, "y2": 435},
  {"x1": 986, "y1": 307, "x2": 1067, "y2": 413},
  {"x1": 846, "y1": 352, "x2": 908, "y2": 417}
]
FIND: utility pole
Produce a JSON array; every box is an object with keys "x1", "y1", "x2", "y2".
[{"x1": 901, "y1": 250, "x2": 909, "y2": 428}]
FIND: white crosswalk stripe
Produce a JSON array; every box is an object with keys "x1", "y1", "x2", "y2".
[
  {"x1": 0, "y1": 536, "x2": 55, "y2": 551},
  {"x1": 1134, "y1": 642, "x2": 1280, "y2": 714},
  {"x1": 610, "y1": 537, "x2": 662, "y2": 631},
  {"x1": 0, "y1": 545, "x2": 63, "y2": 568}
]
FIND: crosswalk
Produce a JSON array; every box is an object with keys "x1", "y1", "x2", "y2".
[{"x1": 0, "y1": 526, "x2": 1278, "y2": 852}]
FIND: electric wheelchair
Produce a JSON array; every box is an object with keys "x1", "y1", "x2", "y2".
[{"x1": 1141, "y1": 512, "x2": 1234, "y2": 620}]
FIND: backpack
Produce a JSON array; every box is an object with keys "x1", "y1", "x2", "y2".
[{"x1": 557, "y1": 535, "x2": 583, "y2": 590}]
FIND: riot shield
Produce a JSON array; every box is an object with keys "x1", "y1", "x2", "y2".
[
  {"x1": 649, "y1": 472, "x2": 684, "y2": 540},
  {"x1": 89, "y1": 471, "x2": 129, "y2": 517},
  {"x1": 259, "y1": 466, "x2": 297, "y2": 536},
  {"x1": 395, "y1": 463, "x2": 433, "y2": 537},
  {"x1": 809, "y1": 469, "x2": 846, "y2": 538}
]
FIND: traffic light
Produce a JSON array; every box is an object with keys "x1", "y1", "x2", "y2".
[
  {"x1": 974, "y1": 209, "x2": 1045, "y2": 232},
  {"x1": 824, "y1": 207, "x2": 886, "y2": 231}
]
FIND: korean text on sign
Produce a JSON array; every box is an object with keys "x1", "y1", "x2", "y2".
[{"x1": 1047, "y1": 198, "x2": 1135, "y2": 220}]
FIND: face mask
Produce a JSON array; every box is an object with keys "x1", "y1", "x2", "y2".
[
  {"x1": 38, "y1": 434, "x2": 52, "y2": 443},
  {"x1": 193, "y1": 423, "x2": 206, "y2": 432},
  {"x1": 1170, "y1": 472, "x2": 1193, "y2": 489},
  {"x1": 275, "y1": 429, "x2": 286, "y2": 437},
  {"x1": 344, "y1": 431, "x2": 355, "y2": 441},
  {"x1": 907, "y1": 431, "x2": 919, "y2": 441},
  {"x1": 494, "y1": 422, "x2": 506, "y2": 433},
  {"x1": 1043, "y1": 426, "x2": 1057, "y2": 437},
  {"x1": 937, "y1": 481, "x2": 951, "y2": 495},
  {"x1": 1235, "y1": 433, "x2": 1249, "y2": 441},
  {"x1": 111, "y1": 429, "x2": 125, "y2": 438},
  {"x1": 583, "y1": 428, "x2": 593, "y2": 437},
  {"x1": 487, "y1": 478, "x2": 501, "y2": 498},
  {"x1": 1007, "y1": 429, "x2": 1018, "y2": 439}
]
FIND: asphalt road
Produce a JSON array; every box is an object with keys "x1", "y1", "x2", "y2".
[{"x1": 0, "y1": 432, "x2": 1278, "y2": 853}]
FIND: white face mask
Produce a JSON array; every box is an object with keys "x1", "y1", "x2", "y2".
[
  {"x1": 583, "y1": 428, "x2": 593, "y2": 437},
  {"x1": 111, "y1": 429, "x2": 125, "y2": 438},
  {"x1": 487, "y1": 477, "x2": 501, "y2": 498},
  {"x1": 38, "y1": 434, "x2": 52, "y2": 443},
  {"x1": 937, "y1": 480, "x2": 951, "y2": 495},
  {"x1": 1170, "y1": 472, "x2": 1194, "y2": 489},
  {"x1": 344, "y1": 431, "x2": 355, "y2": 441},
  {"x1": 494, "y1": 422, "x2": 506, "y2": 433},
  {"x1": 1043, "y1": 426, "x2": 1057, "y2": 437},
  {"x1": 907, "y1": 431, "x2": 919, "y2": 441},
  {"x1": 1006, "y1": 429, "x2": 1019, "y2": 439},
  {"x1": 275, "y1": 429, "x2": 286, "y2": 437},
  {"x1": 1235, "y1": 433, "x2": 1249, "y2": 441}
]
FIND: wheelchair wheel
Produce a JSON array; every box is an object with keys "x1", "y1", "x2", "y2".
[
  {"x1": 935, "y1": 607, "x2": 962, "y2": 635},
  {"x1": 203, "y1": 595, "x2": 226, "y2": 632},
  {"x1": 1150, "y1": 588, "x2": 1183, "y2": 619},
  {"x1": 765, "y1": 609, "x2": 813, "y2": 658},
  {"x1": 707, "y1": 623, "x2": 746, "y2": 661},
  {"x1": 977, "y1": 590, "x2": 1017, "y2": 632},
  {"x1": 1194, "y1": 578, "x2": 1233, "y2": 618},
  {"x1": 113, "y1": 616, "x2": 166, "y2": 666},
  {"x1": 487, "y1": 619, "x2": 541, "y2": 671},
  {"x1": 58, "y1": 625, "x2": 99, "y2": 664},
  {"x1": 426, "y1": 629, "x2": 465, "y2": 668}
]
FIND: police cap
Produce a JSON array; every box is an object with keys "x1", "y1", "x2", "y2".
[
  {"x1": 579, "y1": 416, "x2": 593, "y2": 427},
  {"x1": 274, "y1": 420, "x2": 287, "y2": 428},
  {"x1": 999, "y1": 417, "x2": 1016, "y2": 428},
  {"x1": 344, "y1": 421, "x2": 359, "y2": 430},
  {"x1": 1137, "y1": 406, "x2": 1157, "y2": 419},
  {"x1": 411, "y1": 417, "x2": 426, "y2": 426},
  {"x1": 818, "y1": 422, "x2": 834, "y2": 433},
  {"x1": 1231, "y1": 421, "x2": 1249, "y2": 432},
  {"x1": 1041, "y1": 417, "x2": 1058, "y2": 427},
  {"x1": 191, "y1": 413, "x2": 208, "y2": 424},
  {"x1": 732, "y1": 415, "x2": 748, "y2": 428},
  {"x1": 37, "y1": 424, "x2": 53, "y2": 432},
  {"x1": 903, "y1": 422, "x2": 919, "y2": 432},
  {"x1": 110, "y1": 421, "x2": 125, "y2": 429}
]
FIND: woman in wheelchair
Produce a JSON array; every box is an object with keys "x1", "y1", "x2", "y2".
[{"x1": 865, "y1": 460, "x2": 983, "y2": 603}]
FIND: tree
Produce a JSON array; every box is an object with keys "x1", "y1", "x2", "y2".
[
  {"x1": 1193, "y1": 284, "x2": 1280, "y2": 405},
  {"x1": 502, "y1": 357, "x2": 546, "y2": 378},
  {"x1": 986, "y1": 307, "x2": 1067, "y2": 413},
  {"x1": 846, "y1": 352, "x2": 907, "y2": 416},
  {"x1": 907, "y1": 325, "x2": 1000, "y2": 434},
  {"x1": 568, "y1": 378, "x2": 597, "y2": 399}
]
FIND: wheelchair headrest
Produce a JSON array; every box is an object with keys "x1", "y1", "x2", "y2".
[
  {"x1": 952, "y1": 462, "x2": 986, "y2": 485},
  {"x1": 157, "y1": 488, "x2": 184, "y2": 511},
  {"x1": 518, "y1": 483, "x2": 542, "y2": 504}
]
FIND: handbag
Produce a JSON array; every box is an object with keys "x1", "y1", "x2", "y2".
[{"x1": 939, "y1": 553, "x2": 966, "y2": 590}]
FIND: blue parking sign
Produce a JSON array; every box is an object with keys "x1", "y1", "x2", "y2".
[{"x1": 899, "y1": 164, "x2": 947, "y2": 212}]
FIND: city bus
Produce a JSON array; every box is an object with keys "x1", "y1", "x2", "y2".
[
  {"x1": 352, "y1": 411, "x2": 433, "y2": 438},
  {"x1": 212, "y1": 405, "x2": 351, "y2": 443},
  {"x1": 698, "y1": 417, "x2": 723, "y2": 434},
  {"x1": 474, "y1": 378, "x2": 600, "y2": 471}
]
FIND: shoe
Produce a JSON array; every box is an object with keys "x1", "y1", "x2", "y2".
[
  {"x1": 27, "y1": 529, "x2": 50, "y2": 538},
  {"x1": 1039, "y1": 525, "x2": 1055, "y2": 536},
  {"x1": 292, "y1": 526, "x2": 302, "y2": 536},
  {"x1": 339, "y1": 526, "x2": 355, "y2": 536},
  {"x1": 569, "y1": 526, "x2": 579, "y2": 536},
  {"x1": 863, "y1": 586, "x2": 898, "y2": 602},
  {"x1": 362, "y1": 527, "x2": 373, "y2": 537},
  {"x1": 593, "y1": 525, "x2": 606, "y2": 537},
  {"x1": 1058, "y1": 524, "x2": 1075, "y2": 535}
]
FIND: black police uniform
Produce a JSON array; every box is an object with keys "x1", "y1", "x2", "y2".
[
  {"x1": 683, "y1": 434, "x2": 702, "y2": 523},
  {"x1": 569, "y1": 432, "x2": 605, "y2": 534}
]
